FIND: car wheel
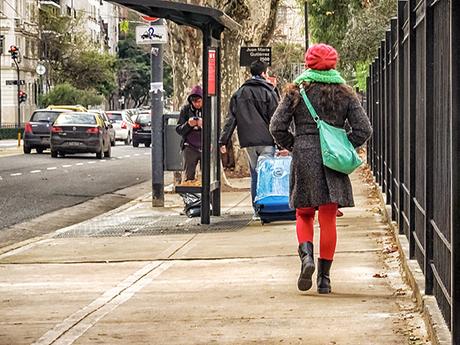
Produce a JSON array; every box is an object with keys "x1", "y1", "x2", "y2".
[
  {"x1": 124, "y1": 135, "x2": 130, "y2": 145},
  {"x1": 104, "y1": 143, "x2": 111, "y2": 158},
  {"x1": 23, "y1": 145, "x2": 31, "y2": 154},
  {"x1": 96, "y1": 149, "x2": 103, "y2": 159},
  {"x1": 59, "y1": 152, "x2": 66, "y2": 158},
  {"x1": 133, "y1": 141, "x2": 139, "y2": 148},
  {"x1": 111, "y1": 139, "x2": 116, "y2": 147},
  {"x1": 51, "y1": 150, "x2": 58, "y2": 158},
  {"x1": 145, "y1": 142, "x2": 151, "y2": 148},
  {"x1": 36, "y1": 148, "x2": 44, "y2": 154}
]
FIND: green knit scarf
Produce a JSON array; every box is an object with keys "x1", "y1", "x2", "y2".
[{"x1": 294, "y1": 69, "x2": 346, "y2": 85}]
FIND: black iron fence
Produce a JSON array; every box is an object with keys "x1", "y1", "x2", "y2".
[{"x1": 366, "y1": 0, "x2": 460, "y2": 341}]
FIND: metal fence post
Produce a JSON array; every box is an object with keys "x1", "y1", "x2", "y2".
[{"x1": 451, "y1": 0, "x2": 460, "y2": 341}]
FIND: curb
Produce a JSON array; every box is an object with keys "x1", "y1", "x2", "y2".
[{"x1": 375, "y1": 181, "x2": 451, "y2": 345}]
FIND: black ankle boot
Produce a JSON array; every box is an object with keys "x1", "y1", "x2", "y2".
[
  {"x1": 317, "y1": 258, "x2": 333, "y2": 294},
  {"x1": 297, "y1": 242, "x2": 315, "y2": 291}
]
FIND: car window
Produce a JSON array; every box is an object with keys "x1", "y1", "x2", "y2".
[
  {"x1": 31, "y1": 111, "x2": 61, "y2": 122},
  {"x1": 137, "y1": 115, "x2": 150, "y2": 125},
  {"x1": 55, "y1": 114, "x2": 97, "y2": 125},
  {"x1": 107, "y1": 113, "x2": 122, "y2": 122}
]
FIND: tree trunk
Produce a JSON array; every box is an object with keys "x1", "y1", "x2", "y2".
[{"x1": 165, "y1": 0, "x2": 281, "y2": 175}]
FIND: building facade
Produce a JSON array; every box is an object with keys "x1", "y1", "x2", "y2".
[{"x1": 0, "y1": 0, "x2": 120, "y2": 126}]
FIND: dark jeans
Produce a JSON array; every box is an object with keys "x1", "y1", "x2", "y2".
[{"x1": 182, "y1": 146, "x2": 201, "y2": 181}]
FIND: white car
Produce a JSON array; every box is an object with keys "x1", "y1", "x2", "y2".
[{"x1": 106, "y1": 110, "x2": 134, "y2": 145}]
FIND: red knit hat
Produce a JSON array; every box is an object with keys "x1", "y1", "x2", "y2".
[{"x1": 305, "y1": 43, "x2": 338, "y2": 70}]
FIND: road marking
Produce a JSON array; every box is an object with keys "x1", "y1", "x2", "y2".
[
  {"x1": 62, "y1": 165, "x2": 72, "y2": 168},
  {"x1": 123, "y1": 155, "x2": 130, "y2": 158},
  {"x1": 100, "y1": 159, "x2": 106, "y2": 162},
  {"x1": 144, "y1": 152, "x2": 149, "y2": 155},
  {"x1": 10, "y1": 173, "x2": 22, "y2": 176},
  {"x1": 87, "y1": 161, "x2": 96, "y2": 164},
  {"x1": 75, "y1": 163, "x2": 84, "y2": 166},
  {"x1": 30, "y1": 170, "x2": 42, "y2": 174},
  {"x1": 0, "y1": 176, "x2": 3, "y2": 180},
  {"x1": 47, "y1": 167, "x2": 57, "y2": 170},
  {"x1": 32, "y1": 261, "x2": 174, "y2": 345},
  {"x1": 134, "y1": 153, "x2": 140, "y2": 156}
]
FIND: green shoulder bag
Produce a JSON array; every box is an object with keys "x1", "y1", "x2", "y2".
[{"x1": 299, "y1": 87, "x2": 362, "y2": 175}]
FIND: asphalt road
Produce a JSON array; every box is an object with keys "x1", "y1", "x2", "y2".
[{"x1": 0, "y1": 143, "x2": 156, "y2": 231}]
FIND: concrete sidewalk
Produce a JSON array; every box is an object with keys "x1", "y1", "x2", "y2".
[
  {"x1": 0, "y1": 170, "x2": 431, "y2": 345},
  {"x1": 0, "y1": 139, "x2": 22, "y2": 157}
]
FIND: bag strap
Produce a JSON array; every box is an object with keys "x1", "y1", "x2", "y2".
[{"x1": 299, "y1": 86, "x2": 320, "y2": 124}]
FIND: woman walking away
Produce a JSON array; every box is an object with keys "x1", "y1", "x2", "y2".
[{"x1": 269, "y1": 44, "x2": 372, "y2": 294}]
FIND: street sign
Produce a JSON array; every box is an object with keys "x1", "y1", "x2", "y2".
[
  {"x1": 141, "y1": 15, "x2": 160, "y2": 23},
  {"x1": 6, "y1": 80, "x2": 25, "y2": 85},
  {"x1": 136, "y1": 24, "x2": 168, "y2": 45},
  {"x1": 36, "y1": 64, "x2": 46, "y2": 75},
  {"x1": 240, "y1": 47, "x2": 272, "y2": 66},
  {"x1": 208, "y1": 48, "x2": 217, "y2": 96}
]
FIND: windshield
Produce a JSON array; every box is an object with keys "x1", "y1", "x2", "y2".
[
  {"x1": 31, "y1": 111, "x2": 61, "y2": 123},
  {"x1": 55, "y1": 114, "x2": 96, "y2": 125},
  {"x1": 107, "y1": 113, "x2": 123, "y2": 122},
  {"x1": 137, "y1": 115, "x2": 150, "y2": 125}
]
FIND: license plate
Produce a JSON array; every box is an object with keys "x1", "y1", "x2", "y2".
[
  {"x1": 68, "y1": 141, "x2": 81, "y2": 146},
  {"x1": 144, "y1": 127, "x2": 151, "y2": 131},
  {"x1": 41, "y1": 138, "x2": 50, "y2": 144}
]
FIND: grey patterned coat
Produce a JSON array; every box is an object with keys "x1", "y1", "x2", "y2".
[{"x1": 269, "y1": 84, "x2": 372, "y2": 209}]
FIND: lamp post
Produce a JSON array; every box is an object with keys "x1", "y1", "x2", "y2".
[{"x1": 304, "y1": 1, "x2": 309, "y2": 50}]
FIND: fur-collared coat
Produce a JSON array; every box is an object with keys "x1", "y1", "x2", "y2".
[{"x1": 269, "y1": 84, "x2": 372, "y2": 209}]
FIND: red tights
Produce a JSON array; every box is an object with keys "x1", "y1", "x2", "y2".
[{"x1": 296, "y1": 203, "x2": 338, "y2": 260}]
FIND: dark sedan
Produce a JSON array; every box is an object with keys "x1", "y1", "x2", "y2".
[
  {"x1": 50, "y1": 112, "x2": 111, "y2": 159},
  {"x1": 23, "y1": 109, "x2": 71, "y2": 154},
  {"x1": 132, "y1": 113, "x2": 152, "y2": 147}
]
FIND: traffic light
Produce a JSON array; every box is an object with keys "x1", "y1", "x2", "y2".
[
  {"x1": 18, "y1": 90, "x2": 27, "y2": 103},
  {"x1": 8, "y1": 45, "x2": 19, "y2": 60}
]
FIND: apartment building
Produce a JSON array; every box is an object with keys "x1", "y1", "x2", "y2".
[{"x1": 0, "y1": 0, "x2": 120, "y2": 126}]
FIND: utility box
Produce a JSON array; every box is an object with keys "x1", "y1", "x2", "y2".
[{"x1": 163, "y1": 112, "x2": 182, "y2": 171}]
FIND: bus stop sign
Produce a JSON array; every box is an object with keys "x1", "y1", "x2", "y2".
[{"x1": 240, "y1": 47, "x2": 272, "y2": 66}]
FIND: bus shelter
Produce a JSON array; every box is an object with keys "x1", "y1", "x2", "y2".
[{"x1": 110, "y1": 0, "x2": 240, "y2": 224}]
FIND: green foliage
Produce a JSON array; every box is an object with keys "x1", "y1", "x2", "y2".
[
  {"x1": 62, "y1": 51, "x2": 117, "y2": 97},
  {"x1": 271, "y1": 42, "x2": 305, "y2": 87},
  {"x1": 40, "y1": 83, "x2": 104, "y2": 108},
  {"x1": 39, "y1": 8, "x2": 117, "y2": 102},
  {"x1": 117, "y1": 23, "x2": 173, "y2": 107},
  {"x1": 294, "y1": 0, "x2": 396, "y2": 90}
]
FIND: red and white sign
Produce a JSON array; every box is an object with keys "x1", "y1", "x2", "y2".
[
  {"x1": 141, "y1": 15, "x2": 160, "y2": 23},
  {"x1": 208, "y1": 48, "x2": 217, "y2": 96}
]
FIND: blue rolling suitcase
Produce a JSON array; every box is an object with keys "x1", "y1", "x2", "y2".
[{"x1": 254, "y1": 155, "x2": 296, "y2": 224}]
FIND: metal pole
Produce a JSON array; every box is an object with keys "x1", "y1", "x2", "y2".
[
  {"x1": 201, "y1": 28, "x2": 211, "y2": 224},
  {"x1": 16, "y1": 60, "x2": 20, "y2": 128},
  {"x1": 304, "y1": 1, "x2": 309, "y2": 50},
  {"x1": 150, "y1": 42, "x2": 164, "y2": 207},
  {"x1": 451, "y1": 0, "x2": 460, "y2": 341}
]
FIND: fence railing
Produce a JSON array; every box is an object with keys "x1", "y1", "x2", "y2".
[{"x1": 366, "y1": 0, "x2": 460, "y2": 342}]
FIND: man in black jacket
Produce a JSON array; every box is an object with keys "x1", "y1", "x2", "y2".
[
  {"x1": 219, "y1": 61, "x2": 280, "y2": 217},
  {"x1": 176, "y1": 85, "x2": 203, "y2": 182}
]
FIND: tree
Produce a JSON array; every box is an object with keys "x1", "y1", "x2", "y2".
[
  {"x1": 340, "y1": 0, "x2": 397, "y2": 89},
  {"x1": 40, "y1": 83, "x2": 104, "y2": 108},
  {"x1": 165, "y1": 0, "x2": 281, "y2": 174},
  {"x1": 38, "y1": 8, "x2": 118, "y2": 103}
]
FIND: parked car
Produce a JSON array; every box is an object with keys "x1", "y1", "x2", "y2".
[
  {"x1": 47, "y1": 105, "x2": 87, "y2": 112},
  {"x1": 88, "y1": 109, "x2": 116, "y2": 146},
  {"x1": 132, "y1": 113, "x2": 152, "y2": 147},
  {"x1": 106, "y1": 110, "x2": 133, "y2": 145},
  {"x1": 50, "y1": 112, "x2": 111, "y2": 159},
  {"x1": 23, "y1": 109, "x2": 72, "y2": 154}
]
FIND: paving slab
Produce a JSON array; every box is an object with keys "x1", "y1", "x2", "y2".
[{"x1": 0, "y1": 170, "x2": 431, "y2": 345}]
